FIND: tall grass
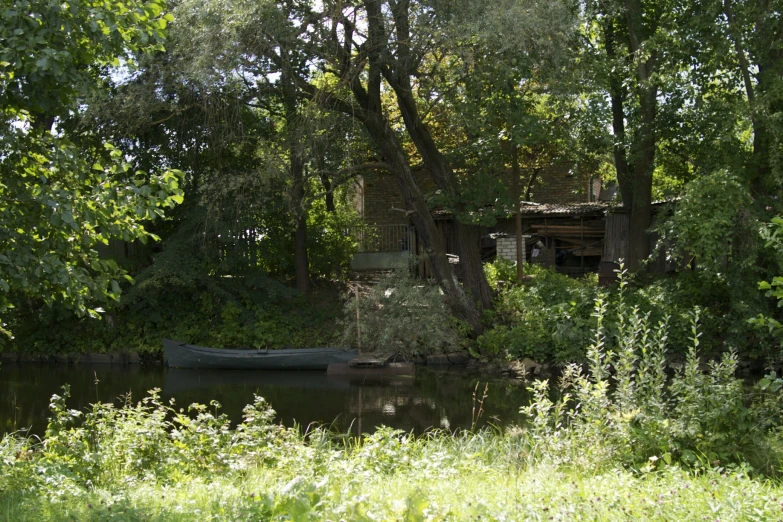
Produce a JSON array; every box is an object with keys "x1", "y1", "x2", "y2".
[{"x1": 520, "y1": 266, "x2": 783, "y2": 475}]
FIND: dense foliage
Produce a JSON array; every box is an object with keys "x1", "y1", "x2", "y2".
[
  {"x1": 750, "y1": 216, "x2": 783, "y2": 348},
  {"x1": 4, "y1": 222, "x2": 343, "y2": 355},
  {"x1": 479, "y1": 263, "x2": 782, "y2": 365},
  {"x1": 523, "y1": 293, "x2": 783, "y2": 474},
  {"x1": 0, "y1": 0, "x2": 183, "y2": 337},
  {"x1": 341, "y1": 271, "x2": 464, "y2": 356}
]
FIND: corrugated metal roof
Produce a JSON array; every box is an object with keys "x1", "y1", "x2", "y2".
[
  {"x1": 517, "y1": 202, "x2": 610, "y2": 216},
  {"x1": 429, "y1": 198, "x2": 676, "y2": 220}
]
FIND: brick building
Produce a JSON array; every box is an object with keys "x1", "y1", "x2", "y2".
[
  {"x1": 349, "y1": 163, "x2": 606, "y2": 275},
  {"x1": 354, "y1": 163, "x2": 601, "y2": 228}
]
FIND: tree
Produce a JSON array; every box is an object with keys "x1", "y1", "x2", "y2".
[
  {"x1": 582, "y1": 0, "x2": 670, "y2": 268},
  {"x1": 164, "y1": 0, "x2": 483, "y2": 331},
  {"x1": 710, "y1": 0, "x2": 783, "y2": 201},
  {"x1": 165, "y1": 0, "x2": 584, "y2": 333},
  {"x1": 0, "y1": 0, "x2": 183, "y2": 337}
]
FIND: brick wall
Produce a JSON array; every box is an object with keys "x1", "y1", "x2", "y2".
[
  {"x1": 519, "y1": 164, "x2": 595, "y2": 203},
  {"x1": 357, "y1": 164, "x2": 598, "y2": 227},
  {"x1": 496, "y1": 236, "x2": 526, "y2": 263},
  {"x1": 358, "y1": 171, "x2": 435, "y2": 226}
]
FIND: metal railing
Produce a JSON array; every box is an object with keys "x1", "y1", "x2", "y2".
[{"x1": 352, "y1": 224, "x2": 411, "y2": 253}]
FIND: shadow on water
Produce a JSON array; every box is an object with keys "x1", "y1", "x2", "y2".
[{"x1": 0, "y1": 364, "x2": 530, "y2": 437}]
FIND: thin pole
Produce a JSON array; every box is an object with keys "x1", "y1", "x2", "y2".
[
  {"x1": 358, "y1": 386, "x2": 363, "y2": 436},
  {"x1": 512, "y1": 144, "x2": 524, "y2": 281},
  {"x1": 355, "y1": 285, "x2": 362, "y2": 352},
  {"x1": 580, "y1": 217, "x2": 584, "y2": 275},
  {"x1": 511, "y1": 145, "x2": 525, "y2": 282}
]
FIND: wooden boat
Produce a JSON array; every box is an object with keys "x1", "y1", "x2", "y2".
[{"x1": 163, "y1": 340, "x2": 359, "y2": 370}]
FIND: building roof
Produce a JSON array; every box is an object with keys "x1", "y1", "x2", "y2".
[
  {"x1": 430, "y1": 198, "x2": 676, "y2": 220},
  {"x1": 517, "y1": 201, "x2": 610, "y2": 217}
]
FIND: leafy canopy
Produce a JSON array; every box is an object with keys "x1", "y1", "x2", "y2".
[{"x1": 0, "y1": 0, "x2": 182, "y2": 338}]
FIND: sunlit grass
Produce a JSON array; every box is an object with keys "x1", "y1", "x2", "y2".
[{"x1": 3, "y1": 450, "x2": 783, "y2": 521}]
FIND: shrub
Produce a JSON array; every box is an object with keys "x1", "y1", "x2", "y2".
[
  {"x1": 520, "y1": 274, "x2": 783, "y2": 473},
  {"x1": 478, "y1": 261, "x2": 781, "y2": 365},
  {"x1": 483, "y1": 257, "x2": 517, "y2": 290},
  {"x1": 478, "y1": 265, "x2": 600, "y2": 363},
  {"x1": 749, "y1": 216, "x2": 783, "y2": 351},
  {"x1": 341, "y1": 270, "x2": 461, "y2": 356}
]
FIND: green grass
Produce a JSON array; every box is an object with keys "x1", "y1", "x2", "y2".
[
  {"x1": 3, "y1": 435, "x2": 783, "y2": 521},
  {"x1": 2, "y1": 394, "x2": 782, "y2": 522}
]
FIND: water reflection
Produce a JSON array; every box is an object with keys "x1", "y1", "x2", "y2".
[{"x1": 0, "y1": 364, "x2": 530, "y2": 437}]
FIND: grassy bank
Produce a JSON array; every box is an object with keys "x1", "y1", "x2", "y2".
[
  {"x1": 1, "y1": 394, "x2": 782, "y2": 521},
  {"x1": 3, "y1": 448, "x2": 783, "y2": 521}
]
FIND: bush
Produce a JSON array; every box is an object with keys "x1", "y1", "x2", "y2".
[
  {"x1": 520, "y1": 277, "x2": 783, "y2": 474},
  {"x1": 483, "y1": 257, "x2": 517, "y2": 290},
  {"x1": 341, "y1": 270, "x2": 461, "y2": 356},
  {"x1": 478, "y1": 265, "x2": 600, "y2": 363},
  {"x1": 3, "y1": 227, "x2": 343, "y2": 354},
  {"x1": 749, "y1": 216, "x2": 783, "y2": 351},
  {"x1": 478, "y1": 262, "x2": 781, "y2": 365}
]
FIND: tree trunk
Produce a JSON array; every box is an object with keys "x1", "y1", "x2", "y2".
[
  {"x1": 320, "y1": 173, "x2": 336, "y2": 212},
  {"x1": 365, "y1": 113, "x2": 485, "y2": 332},
  {"x1": 379, "y1": 0, "x2": 492, "y2": 312},
  {"x1": 282, "y1": 63, "x2": 310, "y2": 294},
  {"x1": 623, "y1": 0, "x2": 658, "y2": 268},
  {"x1": 723, "y1": 0, "x2": 770, "y2": 198},
  {"x1": 294, "y1": 205, "x2": 309, "y2": 294},
  {"x1": 627, "y1": 84, "x2": 656, "y2": 268},
  {"x1": 602, "y1": 18, "x2": 634, "y2": 209},
  {"x1": 747, "y1": 0, "x2": 782, "y2": 199}
]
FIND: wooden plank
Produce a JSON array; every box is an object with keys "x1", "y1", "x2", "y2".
[
  {"x1": 573, "y1": 247, "x2": 603, "y2": 257},
  {"x1": 327, "y1": 362, "x2": 416, "y2": 376},
  {"x1": 348, "y1": 352, "x2": 394, "y2": 368},
  {"x1": 531, "y1": 225, "x2": 604, "y2": 231}
]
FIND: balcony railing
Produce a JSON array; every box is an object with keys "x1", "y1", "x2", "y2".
[{"x1": 353, "y1": 224, "x2": 412, "y2": 253}]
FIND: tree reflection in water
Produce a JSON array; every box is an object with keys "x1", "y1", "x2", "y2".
[{"x1": 0, "y1": 365, "x2": 530, "y2": 437}]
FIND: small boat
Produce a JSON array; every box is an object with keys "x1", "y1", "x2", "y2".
[{"x1": 163, "y1": 340, "x2": 359, "y2": 370}]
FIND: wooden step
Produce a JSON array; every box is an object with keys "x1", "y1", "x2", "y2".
[
  {"x1": 347, "y1": 352, "x2": 395, "y2": 368},
  {"x1": 327, "y1": 362, "x2": 416, "y2": 376}
]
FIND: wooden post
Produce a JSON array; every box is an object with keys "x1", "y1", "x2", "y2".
[
  {"x1": 355, "y1": 285, "x2": 362, "y2": 352},
  {"x1": 512, "y1": 144, "x2": 524, "y2": 281},
  {"x1": 357, "y1": 386, "x2": 363, "y2": 436},
  {"x1": 580, "y1": 217, "x2": 584, "y2": 275}
]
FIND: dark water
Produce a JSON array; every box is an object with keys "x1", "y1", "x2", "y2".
[{"x1": 0, "y1": 364, "x2": 530, "y2": 437}]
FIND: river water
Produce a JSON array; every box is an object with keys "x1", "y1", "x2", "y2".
[{"x1": 0, "y1": 364, "x2": 530, "y2": 437}]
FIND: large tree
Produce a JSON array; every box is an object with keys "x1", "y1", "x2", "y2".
[
  {"x1": 0, "y1": 0, "x2": 183, "y2": 337},
  {"x1": 167, "y1": 0, "x2": 490, "y2": 331}
]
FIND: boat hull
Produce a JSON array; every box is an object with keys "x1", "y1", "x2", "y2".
[{"x1": 164, "y1": 340, "x2": 359, "y2": 370}]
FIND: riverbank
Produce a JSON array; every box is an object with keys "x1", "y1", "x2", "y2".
[
  {"x1": 3, "y1": 454, "x2": 781, "y2": 521},
  {"x1": 2, "y1": 396, "x2": 782, "y2": 521},
  {"x1": 4, "y1": 335, "x2": 783, "y2": 520}
]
